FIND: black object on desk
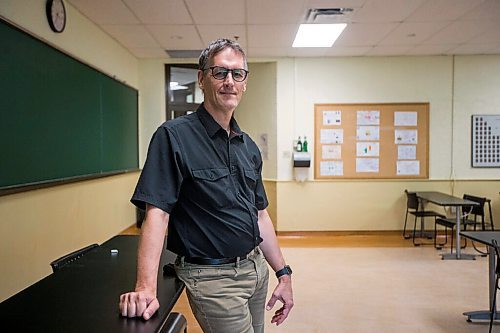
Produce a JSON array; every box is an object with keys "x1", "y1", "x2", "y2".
[
  {"x1": 0, "y1": 235, "x2": 185, "y2": 333},
  {"x1": 461, "y1": 231, "x2": 500, "y2": 323},
  {"x1": 416, "y1": 191, "x2": 478, "y2": 260}
]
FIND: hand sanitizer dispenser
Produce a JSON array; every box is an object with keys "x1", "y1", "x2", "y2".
[{"x1": 293, "y1": 152, "x2": 311, "y2": 182}]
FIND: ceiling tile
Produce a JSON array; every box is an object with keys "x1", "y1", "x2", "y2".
[
  {"x1": 406, "y1": 0, "x2": 485, "y2": 22},
  {"x1": 288, "y1": 47, "x2": 329, "y2": 57},
  {"x1": 186, "y1": 0, "x2": 245, "y2": 25},
  {"x1": 68, "y1": 0, "x2": 139, "y2": 24},
  {"x1": 366, "y1": 45, "x2": 414, "y2": 56},
  {"x1": 406, "y1": 43, "x2": 456, "y2": 55},
  {"x1": 128, "y1": 47, "x2": 169, "y2": 58},
  {"x1": 326, "y1": 45, "x2": 372, "y2": 56},
  {"x1": 197, "y1": 25, "x2": 247, "y2": 48},
  {"x1": 248, "y1": 24, "x2": 299, "y2": 48},
  {"x1": 102, "y1": 25, "x2": 159, "y2": 48},
  {"x1": 379, "y1": 21, "x2": 450, "y2": 46},
  {"x1": 247, "y1": 47, "x2": 289, "y2": 58},
  {"x1": 465, "y1": 0, "x2": 500, "y2": 20},
  {"x1": 423, "y1": 20, "x2": 488, "y2": 44},
  {"x1": 352, "y1": 0, "x2": 426, "y2": 23},
  {"x1": 123, "y1": 0, "x2": 192, "y2": 24},
  {"x1": 448, "y1": 43, "x2": 497, "y2": 55},
  {"x1": 148, "y1": 25, "x2": 203, "y2": 50},
  {"x1": 247, "y1": 0, "x2": 307, "y2": 24},
  {"x1": 335, "y1": 22, "x2": 399, "y2": 46}
]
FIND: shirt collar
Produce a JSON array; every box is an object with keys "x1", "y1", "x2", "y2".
[{"x1": 196, "y1": 103, "x2": 244, "y2": 141}]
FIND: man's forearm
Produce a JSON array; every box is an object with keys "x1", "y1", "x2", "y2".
[
  {"x1": 135, "y1": 205, "x2": 169, "y2": 293},
  {"x1": 257, "y1": 209, "x2": 286, "y2": 272}
]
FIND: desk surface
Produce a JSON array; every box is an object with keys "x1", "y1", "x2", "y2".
[
  {"x1": 0, "y1": 235, "x2": 184, "y2": 333},
  {"x1": 416, "y1": 191, "x2": 478, "y2": 206},
  {"x1": 461, "y1": 231, "x2": 500, "y2": 246}
]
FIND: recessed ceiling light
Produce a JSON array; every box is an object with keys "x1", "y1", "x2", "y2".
[{"x1": 292, "y1": 24, "x2": 347, "y2": 47}]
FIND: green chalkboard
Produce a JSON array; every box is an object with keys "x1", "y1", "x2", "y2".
[{"x1": 0, "y1": 19, "x2": 138, "y2": 193}]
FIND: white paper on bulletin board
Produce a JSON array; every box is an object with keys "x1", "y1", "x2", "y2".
[
  {"x1": 356, "y1": 142, "x2": 380, "y2": 157},
  {"x1": 356, "y1": 158, "x2": 379, "y2": 173},
  {"x1": 322, "y1": 145, "x2": 341, "y2": 159},
  {"x1": 397, "y1": 160, "x2": 420, "y2": 175},
  {"x1": 356, "y1": 126, "x2": 380, "y2": 141},
  {"x1": 394, "y1": 111, "x2": 417, "y2": 126},
  {"x1": 320, "y1": 161, "x2": 343, "y2": 176},
  {"x1": 320, "y1": 129, "x2": 343, "y2": 144},
  {"x1": 395, "y1": 129, "x2": 418, "y2": 144},
  {"x1": 398, "y1": 145, "x2": 416, "y2": 160},
  {"x1": 323, "y1": 110, "x2": 341, "y2": 125},
  {"x1": 357, "y1": 110, "x2": 380, "y2": 125}
]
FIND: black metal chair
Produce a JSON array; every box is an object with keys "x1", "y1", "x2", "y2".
[
  {"x1": 160, "y1": 312, "x2": 187, "y2": 333},
  {"x1": 435, "y1": 194, "x2": 493, "y2": 253},
  {"x1": 50, "y1": 243, "x2": 99, "y2": 272},
  {"x1": 402, "y1": 190, "x2": 445, "y2": 246},
  {"x1": 490, "y1": 239, "x2": 500, "y2": 333}
]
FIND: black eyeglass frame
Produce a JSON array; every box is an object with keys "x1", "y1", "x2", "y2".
[{"x1": 202, "y1": 66, "x2": 249, "y2": 82}]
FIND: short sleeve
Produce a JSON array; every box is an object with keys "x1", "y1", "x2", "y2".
[
  {"x1": 131, "y1": 127, "x2": 184, "y2": 214},
  {"x1": 254, "y1": 158, "x2": 268, "y2": 210}
]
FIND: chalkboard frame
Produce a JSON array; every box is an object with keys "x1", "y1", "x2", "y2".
[{"x1": 0, "y1": 18, "x2": 139, "y2": 196}]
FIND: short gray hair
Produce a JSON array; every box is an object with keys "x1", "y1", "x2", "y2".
[{"x1": 198, "y1": 38, "x2": 248, "y2": 71}]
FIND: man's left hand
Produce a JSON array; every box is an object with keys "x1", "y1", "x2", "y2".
[{"x1": 266, "y1": 275, "x2": 294, "y2": 325}]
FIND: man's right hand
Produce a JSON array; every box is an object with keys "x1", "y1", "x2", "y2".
[{"x1": 119, "y1": 290, "x2": 159, "y2": 320}]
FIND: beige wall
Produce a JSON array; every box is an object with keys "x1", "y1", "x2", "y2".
[
  {"x1": 0, "y1": 172, "x2": 139, "y2": 300},
  {"x1": 237, "y1": 62, "x2": 278, "y2": 179},
  {"x1": 274, "y1": 179, "x2": 500, "y2": 231}
]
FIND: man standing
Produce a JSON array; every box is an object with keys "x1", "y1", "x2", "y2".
[{"x1": 119, "y1": 39, "x2": 293, "y2": 332}]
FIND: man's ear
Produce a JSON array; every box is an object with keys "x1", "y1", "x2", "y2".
[
  {"x1": 243, "y1": 82, "x2": 247, "y2": 92},
  {"x1": 198, "y1": 70, "x2": 204, "y2": 90}
]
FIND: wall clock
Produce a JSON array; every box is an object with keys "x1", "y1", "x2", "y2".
[{"x1": 46, "y1": 0, "x2": 66, "y2": 33}]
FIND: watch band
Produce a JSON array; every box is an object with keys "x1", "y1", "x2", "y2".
[{"x1": 275, "y1": 265, "x2": 292, "y2": 278}]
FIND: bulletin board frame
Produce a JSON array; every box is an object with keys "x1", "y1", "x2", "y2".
[{"x1": 314, "y1": 103, "x2": 429, "y2": 179}]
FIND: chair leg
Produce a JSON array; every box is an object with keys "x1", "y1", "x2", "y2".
[
  {"x1": 490, "y1": 278, "x2": 499, "y2": 333},
  {"x1": 403, "y1": 210, "x2": 410, "y2": 239},
  {"x1": 412, "y1": 215, "x2": 420, "y2": 246}
]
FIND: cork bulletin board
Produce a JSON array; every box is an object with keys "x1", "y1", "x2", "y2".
[{"x1": 314, "y1": 103, "x2": 429, "y2": 179}]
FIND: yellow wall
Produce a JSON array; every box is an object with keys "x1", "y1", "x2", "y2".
[
  {"x1": 273, "y1": 179, "x2": 500, "y2": 231},
  {"x1": 0, "y1": 172, "x2": 139, "y2": 300}
]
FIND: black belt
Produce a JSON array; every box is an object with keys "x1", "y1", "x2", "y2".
[{"x1": 181, "y1": 248, "x2": 258, "y2": 266}]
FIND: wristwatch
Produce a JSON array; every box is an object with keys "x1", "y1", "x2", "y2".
[{"x1": 275, "y1": 265, "x2": 292, "y2": 278}]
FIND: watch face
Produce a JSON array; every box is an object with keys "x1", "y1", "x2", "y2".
[{"x1": 47, "y1": 0, "x2": 66, "y2": 33}]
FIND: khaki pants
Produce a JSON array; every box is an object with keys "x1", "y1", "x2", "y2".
[{"x1": 174, "y1": 248, "x2": 269, "y2": 333}]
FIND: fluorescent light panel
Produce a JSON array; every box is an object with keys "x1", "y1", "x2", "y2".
[{"x1": 293, "y1": 24, "x2": 347, "y2": 48}]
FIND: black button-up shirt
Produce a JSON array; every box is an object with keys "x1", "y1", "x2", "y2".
[{"x1": 131, "y1": 103, "x2": 268, "y2": 258}]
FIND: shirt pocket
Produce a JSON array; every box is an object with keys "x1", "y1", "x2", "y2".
[
  {"x1": 192, "y1": 168, "x2": 233, "y2": 208},
  {"x1": 243, "y1": 169, "x2": 258, "y2": 191}
]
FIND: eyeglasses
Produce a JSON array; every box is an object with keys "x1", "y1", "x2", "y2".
[{"x1": 203, "y1": 66, "x2": 249, "y2": 82}]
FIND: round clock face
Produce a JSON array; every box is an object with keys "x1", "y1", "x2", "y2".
[{"x1": 46, "y1": 0, "x2": 66, "y2": 33}]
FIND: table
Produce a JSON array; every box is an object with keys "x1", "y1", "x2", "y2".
[
  {"x1": 0, "y1": 235, "x2": 185, "y2": 333},
  {"x1": 416, "y1": 191, "x2": 478, "y2": 260},
  {"x1": 461, "y1": 231, "x2": 500, "y2": 322}
]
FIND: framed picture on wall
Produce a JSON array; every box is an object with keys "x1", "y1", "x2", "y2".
[{"x1": 471, "y1": 115, "x2": 500, "y2": 167}]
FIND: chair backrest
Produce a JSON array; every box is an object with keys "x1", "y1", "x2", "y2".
[
  {"x1": 405, "y1": 190, "x2": 420, "y2": 210},
  {"x1": 50, "y1": 243, "x2": 99, "y2": 272},
  {"x1": 462, "y1": 194, "x2": 486, "y2": 218}
]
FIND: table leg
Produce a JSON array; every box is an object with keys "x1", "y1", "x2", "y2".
[
  {"x1": 463, "y1": 245, "x2": 498, "y2": 321},
  {"x1": 442, "y1": 208, "x2": 475, "y2": 260}
]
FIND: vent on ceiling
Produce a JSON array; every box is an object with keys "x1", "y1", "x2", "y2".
[
  {"x1": 305, "y1": 8, "x2": 354, "y2": 23},
  {"x1": 165, "y1": 50, "x2": 203, "y2": 58}
]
